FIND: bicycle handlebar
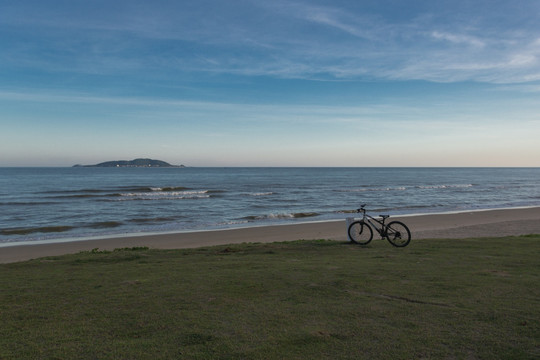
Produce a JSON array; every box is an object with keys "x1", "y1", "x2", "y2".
[{"x1": 356, "y1": 204, "x2": 367, "y2": 213}]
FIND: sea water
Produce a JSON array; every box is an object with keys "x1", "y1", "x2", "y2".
[{"x1": 1, "y1": 167, "x2": 539, "y2": 245}]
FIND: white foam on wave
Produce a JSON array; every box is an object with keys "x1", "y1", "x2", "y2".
[
  {"x1": 417, "y1": 184, "x2": 473, "y2": 189},
  {"x1": 342, "y1": 187, "x2": 407, "y2": 192},
  {"x1": 342, "y1": 184, "x2": 473, "y2": 192},
  {"x1": 118, "y1": 190, "x2": 210, "y2": 200},
  {"x1": 249, "y1": 192, "x2": 273, "y2": 196}
]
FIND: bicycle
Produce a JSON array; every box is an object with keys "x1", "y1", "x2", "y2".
[{"x1": 347, "y1": 204, "x2": 411, "y2": 247}]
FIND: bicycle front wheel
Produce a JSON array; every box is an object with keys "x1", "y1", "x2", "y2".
[
  {"x1": 348, "y1": 221, "x2": 373, "y2": 245},
  {"x1": 386, "y1": 221, "x2": 411, "y2": 247}
]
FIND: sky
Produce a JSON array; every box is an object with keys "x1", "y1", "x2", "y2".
[{"x1": 1, "y1": 0, "x2": 539, "y2": 167}]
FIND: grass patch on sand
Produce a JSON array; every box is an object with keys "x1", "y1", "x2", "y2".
[{"x1": 1, "y1": 236, "x2": 539, "y2": 359}]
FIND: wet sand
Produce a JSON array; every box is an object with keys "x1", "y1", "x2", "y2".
[{"x1": 1, "y1": 207, "x2": 539, "y2": 263}]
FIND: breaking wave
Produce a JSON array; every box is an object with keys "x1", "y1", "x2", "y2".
[
  {"x1": 242, "y1": 212, "x2": 320, "y2": 221},
  {"x1": 117, "y1": 190, "x2": 211, "y2": 201},
  {"x1": 1, "y1": 226, "x2": 75, "y2": 236},
  {"x1": 416, "y1": 184, "x2": 473, "y2": 189},
  {"x1": 248, "y1": 192, "x2": 274, "y2": 196},
  {"x1": 39, "y1": 186, "x2": 221, "y2": 201},
  {"x1": 341, "y1": 187, "x2": 407, "y2": 192},
  {"x1": 0, "y1": 221, "x2": 125, "y2": 236},
  {"x1": 339, "y1": 183, "x2": 474, "y2": 193}
]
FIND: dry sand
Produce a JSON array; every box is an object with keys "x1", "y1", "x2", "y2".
[{"x1": 1, "y1": 207, "x2": 539, "y2": 264}]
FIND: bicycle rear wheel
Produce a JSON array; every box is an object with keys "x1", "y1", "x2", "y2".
[
  {"x1": 385, "y1": 221, "x2": 411, "y2": 247},
  {"x1": 348, "y1": 221, "x2": 373, "y2": 245}
]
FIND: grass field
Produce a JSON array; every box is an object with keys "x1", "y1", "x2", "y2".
[{"x1": 1, "y1": 235, "x2": 539, "y2": 359}]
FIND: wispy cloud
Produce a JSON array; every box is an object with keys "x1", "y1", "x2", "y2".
[
  {"x1": 431, "y1": 31, "x2": 485, "y2": 48},
  {"x1": 0, "y1": 88, "x2": 430, "y2": 128},
  {"x1": 494, "y1": 83, "x2": 540, "y2": 93},
  {"x1": 286, "y1": 2, "x2": 380, "y2": 41},
  {"x1": 224, "y1": 1, "x2": 540, "y2": 83},
  {"x1": 1, "y1": 0, "x2": 540, "y2": 84}
]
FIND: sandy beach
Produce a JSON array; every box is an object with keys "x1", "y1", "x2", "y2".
[{"x1": 1, "y1": 207, "x2": 539, "y2": 264}]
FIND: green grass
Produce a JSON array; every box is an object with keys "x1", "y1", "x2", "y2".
[{"x1": 1, "y1": 236, "x2": 539, "y2": 359}]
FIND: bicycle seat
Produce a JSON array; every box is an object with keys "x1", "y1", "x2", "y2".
[{"x1": 380, "y1": 215, "x2": 390, "y2": 219}]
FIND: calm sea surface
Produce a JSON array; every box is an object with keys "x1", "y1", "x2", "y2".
[{"x1": 1, "y1": 167, "x2": 539, "y2": 245}]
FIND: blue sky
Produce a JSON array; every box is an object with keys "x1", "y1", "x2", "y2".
[{"x1": 1, "y1": 0, "x2": 539, "y2": 166}]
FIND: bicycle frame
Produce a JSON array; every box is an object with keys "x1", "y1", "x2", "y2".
[{"x1": 359, "y1": 212, "x2": 389, "y2": 238}]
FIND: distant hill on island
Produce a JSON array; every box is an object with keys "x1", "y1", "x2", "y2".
[{"x1": 73, "y1": 158, "x2": 184, "y2": 168}]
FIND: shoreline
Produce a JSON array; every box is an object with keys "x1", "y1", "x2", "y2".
[
  {"x1": 1, "y1": 207, "x2": 540, "y2": 263},
  {"x1": 2, "y1": 205, "x2": 538, "y2": 248}
]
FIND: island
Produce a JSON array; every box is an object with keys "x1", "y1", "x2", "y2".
[{"x1": 73, "y1": 158, "x2": 184, "y2": 168}]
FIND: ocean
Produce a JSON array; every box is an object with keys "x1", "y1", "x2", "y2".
[{"x1": 1, "y1": 167, "x2": 539, "y2": 245}]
